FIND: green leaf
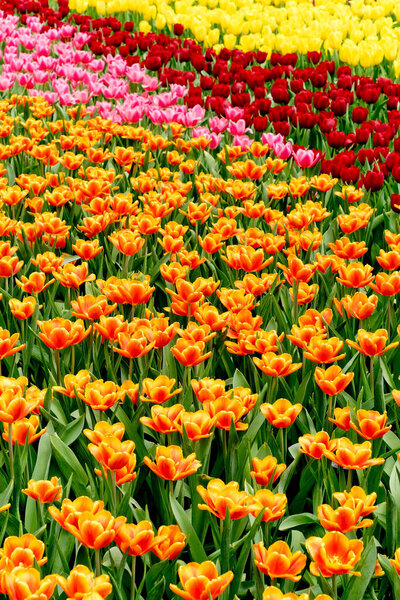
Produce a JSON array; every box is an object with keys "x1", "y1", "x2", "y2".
[
  {"x1": 232, "y1": 369, "x2": 250, "y2": 389},
  {"x1": 170, "y1": 496, "x2": 207, "y2": 563},
  {"x1": 228, "y1": 509, "x2": 265, "y2": 600},
  {"x1": 59, "y1": 414, "x2": 85, "y2": 446},
  {"x1": 341, "y1": 538, "x2": 377, "y2": 600},
  {"x1": 279, "y1": 513, "x2": 319, "y2": 531},
  {"x1": 50, "y1": 434, "x2": 88, "y2": 494}
]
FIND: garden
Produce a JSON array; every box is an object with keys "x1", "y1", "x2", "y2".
[{"x1": 0, "y1": 1, "x2": 400, "y2": 599}]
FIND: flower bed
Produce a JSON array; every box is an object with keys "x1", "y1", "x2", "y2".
[{"x1": 0, "y1": 3, "x2": 398, "y2": 600}]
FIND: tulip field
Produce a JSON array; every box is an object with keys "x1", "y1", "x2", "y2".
[{"x1": 3, "y1": 1, "x2": 400, "y2": 599}]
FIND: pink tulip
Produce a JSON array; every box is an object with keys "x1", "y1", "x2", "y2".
[{"x1": 292, "y1": 148, "x2": 320, "y2": 168}]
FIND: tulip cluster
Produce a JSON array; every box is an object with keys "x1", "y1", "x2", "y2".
[{"x1": 0, "y1": 3, "x2": 398, "y2": 600}]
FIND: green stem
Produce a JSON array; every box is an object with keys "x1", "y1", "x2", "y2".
[
  {"x1": 346, "y1": 468, "x2": 353, "y2": 492},
  {"x1": 54, "y1": 349, "x2": 61, "y2": 386},
  {"x1": 95, "y1": 548, "x2": 101, "y2": 577},
  {"x1": 8, "y1": 424, "x2": 14, "y2": 480},
  {"x1": 332, "y1": 574, "x2": 338, "y2": 600},
  {"x1": 130, "y1": 555, "x2": 136, "y2": 600},
  {"x1": 292, "y1": 279, "x2": 299, "y2": 324},
  {"x1": 370, "y1": 355, "x2": 374, "y2": 396}
]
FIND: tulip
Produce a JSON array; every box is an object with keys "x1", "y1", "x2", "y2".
[
  {"x1": 250, "y1": 456, "x2": 286, "y2": 486},
  {"x1": 260, "y1": 399, "x2": 302, "y2": 428},
  {"x1": 57, "y1": 565, "x2": 112, "y2": 600},
  {"x1": 306, "y1": 531, "x2": 363, "y2": 576},
  {"x1": 5, "y1": 568, "x2": 57, "y2": 600},
  {"x1": 349, "y1": 409, "x2": 391, "y2": 439},
  {"x1": 38, "y1": 318, "x2": 91, "y2": 350},
  {"x1": 254, "y1": 541, "x2": 306, "y2": 581},
  {"x1": 346, "y1": 329, "x2": 398, "y2": 357},
  {"x1": 324, "y1": 437, "x2": 385, "y2": 470},
  {"x1": 253, "y1": 353, "x2": 302, "y2": 377},
  {"x1": 144, "y1": 445, "x2": 201, "y2": 480},
  {"x1": 152, "y1": 525, "x2": 186, "y2": 561},
  {"x1": 22, "y1": 477, "x2": 62, "y2": 503},
  {"x1": 197, "y1": 479, "x2": 255, "y2": 520},
  {"x1": 169, "y1": 561, "x2": 233, "y2": 600},
  {"x1": 314, "y1": 366, "x2": 354, "y2": 395}
]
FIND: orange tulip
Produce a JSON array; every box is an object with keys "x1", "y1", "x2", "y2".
[
  {"x1": 217, "y1": 288, "x2": 258, "y2": 313},
  {"x1": 72, "y1": 239, "x2": 103, "y2": 261},
  {"x1": 160, "y1": 262, "x2": 189, "y2": 283},
  {"x1": 262, "y1": 587, "x2": 309, "y2": 600},
  {"x1": 335, "y1": 185, "x2": 364, "y2": 203},
  {"x1": 16, "y1": 272, "x2": 54, "y2": 294},
  {"x1": 140, "y1": 404, "x2": 184, "y2": 434},
  {"x1": 148, "y1": 316, "x2": 179, "y2": 348},
  {"x1": 299, "y1": 431, "x2": 336, "y2": 459},
  {"x1": 250, "y1": 490, "x2": 287, "y2": 522},
  {"x1": 0, "y1": 255, "x2": 23, "y2": 277},
  {"x1": 390, "y1": 549, "x2": 400, "y2": 575},
  {"x1": 57, "y1": 565, "x2": 112, "y2": 600},
  {"x1": 0, "y1": 389, "x2": 41, "y2": 424},
  {"x1": 369, "y1": 271, "x2": 400, "y2": 296},
  {"x1": 140, "y1": 376, "x2": 182, "y2": 404},
  {"x1": 376, "y1": 250, "x2": 400, "y2": 270},
  {"x1": 260, "y1": 399, "x2": 302, "y2": 428},
  {"x1": 177, "y1": 410, "x2": 217, "y2": 440},
  {"x1": 5, "y1": 568, "x2": 57, "y2": 600},
  {"x1": 221, "y1": 245, "x2": 273, "y2": 272},
  {"x1": 169, "y1": 561, "x2": 233, "y2": 600},
  {"x1": 303, "y1": 337, "x2": 346, "y2": 364},
  {"x1": 71, "y1": 295, "x2": 117, "y2": 320},
  {"x1": 202, "y1": 395, "x2": 248, "y2": 431},
  {"x1": 336, "y1": 262, "x2": 374, "y2": 288},
  {"x1": 108, "y1": 230, "x2": 145, "y2": 255},
  {"x1": 253, "y1": 353, "x2": 302, "y2": 377},
  {"x1": 143, "y1": 445, "x2": 201, "y2": 480},
  {"x1": 31, "y1": 252, "x2": 64, "y2": 273},
  {"x1": 197, "y1": 479, "x2": 255, "y2": 520},
  {"x1": 306, "y1": 531, "x2": 363, "y2": 576},
  {"x1": 22, "y1": 477, "x2": 62, "y2": 503},
  {"x1": 193, "y1": 304, "x2": 228, "y2": 332},
  {"x1": 329, "y1": 237, "x2": 368, "y2": 259},
  {"x1": 9, "y1": 297, "x2": 40, "y2": 320},
  {"x1": 53, "y1": 262, "x2": 95, "y2": 288},
  {"x1": 49, "y1": 498, "x2": 125, "y2": 549},
  {"x1": 287, "y1": 325, "x2": 326, "y2": 350},
  {"x1": 277, "y1": 255, "x2": 317, "y2": 285},
  {"x1": 318, "y1": 501, "x2": 373, "y2": 533},
  {"x1": 152, "y1": 525, "x2": 186, "y2": 561},
  {"x1": 329, "y1": 407, "x2": 351, "y2": 431},
  {"x1": 333, "y1": 292, "x2": 378, "y2": 320},
  {"x1": 324, "y1": 437, "x2": 385, "y2": 470},
  {"x1": 93, "y1": 315, "x2": 128, "y2": 343},
  {"x1": 314, "y1": 366, "x2": 354, "y2": 395},
  {"x1": 333, "y1": 486, "x2": 377, "y2": 517},
  {"x1": 346, "y1": 329, "x2": 398, "y2": 357},
  {"x1": 253, "y1": 541, "x2": 306, "y2": 581},
  {"x1": 2, "y1": 415, "x2": 46, "y2": 444},
  {"x1": 0, "y1": 533, "x2": 47, "y2": 570},
  {"x1": 250, "y1": 456, "x2": 286, "y2": 486},
  {"x1": 38, "y1": 318, "x2": 91, "y2": 349},
  {"x1": 115, "y1": 521, "x2": 159, "y2": 556},
  {"x1": 289, "y1": 282, "x2": 318, "y2": 305},
  {"x1": 78, "y1": 380, "x2": 122, "y2": 411},
  {"x1": 113, "y1": 330, "x2": 155, "y2": 359},
  {"x1": 53, "y1": 370, "x2": 91, "y2": 399},
  {"x1": 171, "y1": 339, "x2": 211, "y2": 367},
  {"x1": 349, "y1": 409, "x2": 391, "y2": 439},
  {"x1": 83, "y1": 421, "x2": 125, "y2": 445},
  {"x1": 88, "y1": 436, "x2": 137, "y2": 485},
  {"x1": 0, "y1": 328, "x2": 25, "y2": 360}
]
